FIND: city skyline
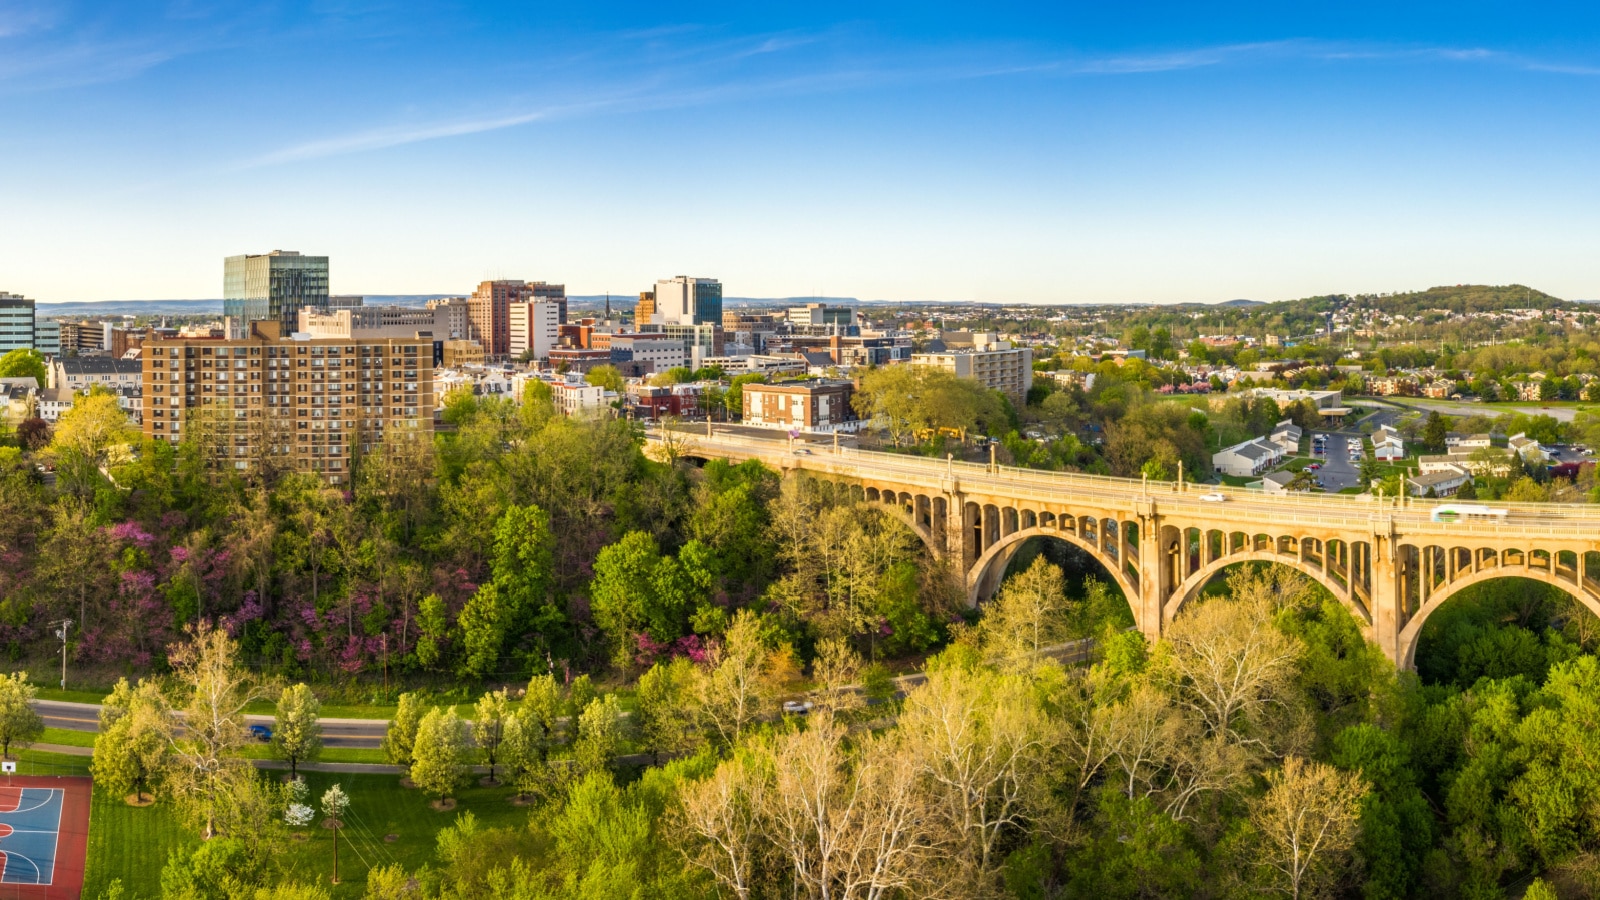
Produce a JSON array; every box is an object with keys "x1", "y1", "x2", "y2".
[{"x1": 5, "y1": 3, "x2": 1600, "y2": 303}]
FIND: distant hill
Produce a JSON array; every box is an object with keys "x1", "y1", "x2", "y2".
[
  {"x1": 41, "y1": 299, "x2": 222, "y2": 316},
  {"x1": 1351, "y1": 284, "x2": 1564, "y2": 315},
  {"x1": 1217, "y1": 298, "x2": 1263, "y2": 307}
]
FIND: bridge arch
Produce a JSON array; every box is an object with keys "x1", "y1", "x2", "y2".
[
  {"x1": 966, "y1": 526, "x2": 1139, "y2": 624},
  {"x1": 1166, "y1": 552, "x2": 1372, "y2": 637},
  {"x1": 1396, "y1": 567, "x2": 1600, "y2": 670}
]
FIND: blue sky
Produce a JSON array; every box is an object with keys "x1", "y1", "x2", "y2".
[{"x1": 4, "y1": 2, "x2": 1600, "y2": 304}]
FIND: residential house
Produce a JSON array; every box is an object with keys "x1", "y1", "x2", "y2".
[
  {"x1": 1372, "y1": 426, "x2": 1404, "y2": 461},
  {"x1": 1269, "y1": 419, "x2": 1302, "y2": 454},
  {"x1": 1261, "y1": 470, "x2": 1298, "y2": 494},
  {"x1": 1408, "y1": 469, "x2": 1470, "y2": 497},
  {"x1": 1508, "y1": 432, "x2": 1548, "y2": 463},
  {"x1": 1446, "y1": 433, "x2": 1492, "y2": 450}
]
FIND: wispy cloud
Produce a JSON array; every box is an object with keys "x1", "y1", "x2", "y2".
[
  {"x1": 238, "y1": 103, "x2": 598, "y2": 168},
  {"x1": 229, "y1": 31, "x2": 1600, "y2": 170}
]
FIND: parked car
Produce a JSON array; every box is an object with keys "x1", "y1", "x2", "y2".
[
  {"x1": 1307, "y1": 463, "x2": 1321, "y2": 470},
  {"x1": 782, "y1": 700, "x2": 814, "y2": 715},
  {"x1": 249, "y1": 724, "x2": 273, "y2": 742}
]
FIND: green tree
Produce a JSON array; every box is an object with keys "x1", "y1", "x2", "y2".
[
  {"x1": 271, "y1": 683, "x2": 323, "y2": 779},
  {"x1": 0, "y1": 672, "x2": 44, "y2": 760},
  {"x1": 91, "y1": 678, "x2": 172, "y2": 804},
  {"x1": 0, "y1": 348, "x2": 46, "y2": 388},
  {"x1": 635, "y1": 658, "x2": 698, "y2": 764},
  {"x1": 574, "y1": 695, "x2": 625, "y2": 778},
  {"x1": 1422, "y1": 412, "x2": 1448, "y2": 452},
  {"x1": 410, "y1": 707, "x2": 468, "y2": 803},
  {"x1": 455, "y1": 583, "x2": 508, "y2": 679},
  {"x1": 473, "y1": 689, "x2": 510, "y2": 784},
  {"x1": 585, "y1": 365, "x2": 625, "y2": 395},
  {"x1": 381, "y1": 692, "x2": 428, "y2": 768},
  {"x1": 415, "y1": 594, "x2": 448, "y2": 670}
]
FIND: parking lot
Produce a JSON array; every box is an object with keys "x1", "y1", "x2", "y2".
[{"x1": 1310, "y1": 430, "x2": 1365, "y2": 492}]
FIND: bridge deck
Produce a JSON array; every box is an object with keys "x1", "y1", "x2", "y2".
[{"x1": 655, "y1": 427, "x2": 1600, "y2": 543}]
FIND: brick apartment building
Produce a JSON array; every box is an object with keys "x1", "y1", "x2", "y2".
[{"x1": 142, "y1": 320, "x2": 433, "y2": 483}]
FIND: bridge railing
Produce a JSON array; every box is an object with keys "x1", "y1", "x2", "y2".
[{"x1": 651, "y1": 428, "x2": 1600, "y2": 538}]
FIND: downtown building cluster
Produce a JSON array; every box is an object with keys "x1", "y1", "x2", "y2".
[{"x1": 9, "y1": 252, "x2": 1038, "y2": 479}]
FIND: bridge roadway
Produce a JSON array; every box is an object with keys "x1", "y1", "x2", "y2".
[{"x1": 652, "y1": 426, "x2": 1600, "y2": 668}]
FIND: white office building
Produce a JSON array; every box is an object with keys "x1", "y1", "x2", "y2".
[
  {"x1": 654, "y1": 276, "x2": 723, "y2": 326},
  {"x1": 509, "y1": 299, "x2": 561, "y2": 360}
]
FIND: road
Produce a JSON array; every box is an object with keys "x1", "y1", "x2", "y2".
[
  {"x1": 1382, "y1": 397, "x2": 1582, "y2": 423},
  {"x1": 36, "y1": 699, "x2": 388, "y2": 749}
]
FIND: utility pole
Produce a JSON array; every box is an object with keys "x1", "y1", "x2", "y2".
[{"x1": 51, "y1": 620, "x2": 71, "y2": 690}]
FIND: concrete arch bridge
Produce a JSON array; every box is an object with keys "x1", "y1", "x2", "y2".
[{"x1": 652, "y1": 428, "x2": 1600, "y2": 668}]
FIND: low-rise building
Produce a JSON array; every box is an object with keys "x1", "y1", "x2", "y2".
[
  {"x1": 1269, "y1": 419, "x2": 1302, "y2": 454},
  {"x1": 1508, "y1": 432, "x2": 1547, "y2": 463},
  {"x1": 627, "y1": 383, "x2": 701, "y2": 419},
  {"x1": 1447, "y1": 433, "x2": 1493, "y2": 450},
  {"x1": 440, "y1": 340, "x2": 484, "y2": 368},
  {"x1": 742, "y1": 380, "x2": 859, "y2": 433},
  {"x1": 1261, "y1": 470, "x2": 1298, "y2": 494},
  {"x1": 50, "y1": 357, "x2": 142, "y2": 392},
  {"x1": 548, "y1": 375, "x2": 608, "y2": 417},
  {"x1": 1213, "y1": 437, "x2": 1283, "y2": 477},
  {"x1": 1423, "y1": 378, "x2": 1456, "y2": 399},
  {"x1": 1369, "y1": 376, "x2": 1419, "y2": 397}
]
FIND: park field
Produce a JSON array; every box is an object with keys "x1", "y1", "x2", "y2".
[{"x1": 82, "y1": 766, "x2": 532, "y2": 898}]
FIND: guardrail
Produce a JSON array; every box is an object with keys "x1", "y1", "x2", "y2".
[{"x1": 650, "y1": 427, "x2": 1600, "y2": 540}]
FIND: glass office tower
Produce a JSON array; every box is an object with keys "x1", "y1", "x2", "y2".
[
  {"x1": 0, "y1": 292, "x2": 35, "y2": 352},
  {"x1": 224, "y1": 251, "x2": 329, "y2": 337}
]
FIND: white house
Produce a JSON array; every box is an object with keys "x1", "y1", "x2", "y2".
[
  {"x1": 1408, "y1": 469, "x2": 1470, "y2": 497},
  {"x1": 1213, "y1": 437, "x2": 1283, "y2": 477},
  {"x1": 1447, "y1": 433, "x2": 1492, "y2": 450},
  {"x1": 1507, "y1": 432, "x2": 1547, "y2": 463},
  {"x1": 1372, "y1": 426, "x2": 1404, "y2": 461},
  {"x1": 1269, "y1": 419, "x2": 1303, "y2": 454}
]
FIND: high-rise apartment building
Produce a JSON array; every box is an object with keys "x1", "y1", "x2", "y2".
[
  {"x1": 0, "y1": 293, "x2": 35, "y2": 352},
  {"x1": 508, "y1": 300, "x2": 561, "y2": 360},
  {"x1": 223, "y1": 251, "x2": 329, "y2": 337},
  {"x1": 910, "y1": 332, "x2": 1033, "y2": 403},
  {"x1": 654, "y1": 277, "x2": 722, "y2": 326},
  {"x1": 142, "y1": 320, "x2": 433, "y2": 484}
]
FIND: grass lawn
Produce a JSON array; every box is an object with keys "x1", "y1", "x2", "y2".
[
  {"x1": 31, "y1": 686, "x2": 113, "y2": 705},
  {"x1": 84, "y1": 769, "x2": 533, "y2": 899},
  {"x1": 39, "y1": 726, "x2": 95, "y2": 748}
]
